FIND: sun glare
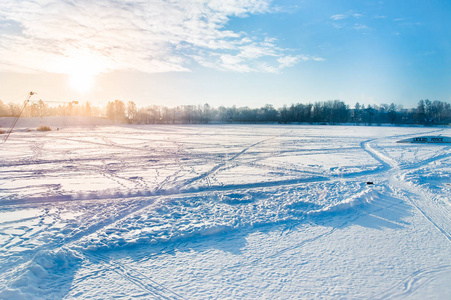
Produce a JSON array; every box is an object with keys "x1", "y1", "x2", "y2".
[
  {"x1": 58, "y1": 52, "x2": 108, "y2": 94},
  {"x1": 69, "y1": 72, "x2": 95, "y2": 94}
]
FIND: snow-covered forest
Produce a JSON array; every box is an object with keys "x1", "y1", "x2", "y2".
[{"x1": 1, "y1": 99, "x2": 450, "y2": 126}]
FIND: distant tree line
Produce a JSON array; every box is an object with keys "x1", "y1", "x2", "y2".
[
  {"x1": 0, "y1": 100, "x2": 101, "y2": 119},
  {"x1": 1, "y1": 98, "x2": 450, "y2": 126}
]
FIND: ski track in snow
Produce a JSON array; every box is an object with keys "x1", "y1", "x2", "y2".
[
  {"x1": 85, "y1": 251, "x2": 185, "y2": 300},
  {"x1": 1, "y1": 124, "x2": 450, "y2": 299},
  {"x1": 358, "y1": 128, "x2": 451, "y2": 299},
  {"x1": 361, "y1": 129, "x2": 451, "y2": 244},
  {"x1": 373, "y1": 265, "x2": 451, "y2": 299}
]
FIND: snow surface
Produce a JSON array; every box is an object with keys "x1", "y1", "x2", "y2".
[{"x1": 0, "y1": 121, "x2": 450, "y2": 299}]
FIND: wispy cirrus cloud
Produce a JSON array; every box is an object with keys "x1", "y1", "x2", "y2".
[
  {"x1": 0, "y1": 0, "x2": 322, "y2": 75},
  {"x1": 330, "y1": 14, "x2": 348, "y2": 21},
  {"x1": 330, "y1": 12, "x2": 369, "y2": 31},
  {"x1": 353, "y1": 24, "x2": 368, "y2": 30},
  {"x1": 330, "y1": 13, "x2": 362, "y2": 21}
]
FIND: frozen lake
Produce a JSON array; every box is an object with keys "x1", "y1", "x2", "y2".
[{"x1": 1, "y1": 124, "x2": 450, "y2": 299}]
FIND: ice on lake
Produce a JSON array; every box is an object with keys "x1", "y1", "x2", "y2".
[{"x1": 1, "y1": 123, "x2": 450, "y2": 299}]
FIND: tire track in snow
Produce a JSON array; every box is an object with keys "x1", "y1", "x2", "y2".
[
  {"x1": 59, "y1": 137, "x2": 151, "y2": 152},
  {"x1": 181, "y1": 134, "x2": 285, "y2": 189},
  {"x1": 0, "y1": 175, "x2": 330, "y2": 206},
  {"x1": 154, "y1": 141, "x2": 189, "y2": 193},
  {"x1": 372, "y1": 265, "x2": 451, "y2": 300},
  {"x1": 402, "y1": 148, "x2": 451, "y2": 170},
  {"x1": 362, "y1": 139, "x2": 451, "y2": 243},
  {"x1": 390, "y1": 176, "x2": 451, "y2": 242}
]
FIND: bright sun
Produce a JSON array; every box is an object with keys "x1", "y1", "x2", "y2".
[
  {"x1": 60, "y1": 52, "x2": 107, "y2": 94},
  {"x1": 69, "y1": 72, "x2": 95, "y2": 94}
]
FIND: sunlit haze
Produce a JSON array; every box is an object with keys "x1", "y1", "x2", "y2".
[
  {"x1": 61, "y1": 53, "x2": 107, "y2": 94},
  {"x1": 0, "y1": 0, "x2": 450, "y2": 107}
]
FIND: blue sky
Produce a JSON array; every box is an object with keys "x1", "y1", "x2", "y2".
[{"x1": 0, "y1": 0, "x2": 449, "y2": 108}]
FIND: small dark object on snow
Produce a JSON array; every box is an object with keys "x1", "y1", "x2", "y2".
[{"x1": 366, "y1": 182, "x2": 373, "y2": 185}]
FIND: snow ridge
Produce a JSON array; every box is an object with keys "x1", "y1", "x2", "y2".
[
  {"x1": 0, "y1": 248, "x2": 82, "y2": 300},
  {"x1": 74, "y1": 184, "x2": 376, "y2": 252}
]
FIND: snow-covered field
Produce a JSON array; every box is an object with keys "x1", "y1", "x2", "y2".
[{"x1": 1, "y1": 122, "x2": 450, "y2": 299}]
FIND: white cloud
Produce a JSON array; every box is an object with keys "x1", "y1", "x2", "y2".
[
  {"x1": 330, "y1": 14, "x2": 347, "y2": 21},
  {"x1": 219, "y1": 54, "x2": 252, "y2": 72},
  {"x1": 239, "y1": 43, "x2": 277, "y2": 59},
  {"x1": 353, "y1": 23, "x2": 368, "y2": 30},
  {"x1": 277, "y1": 55, "x2": 300, "y2": 68},
  {"x1": 276, "y1": 55, "x2": 324, "y2": 70},
  {"x1": 331, "y1": 12, "x2": 369, "y2": 31},
  {"x1": 0, "y1": 0, "x2": 315, "y2": 74},
  {"x1": 311, "y1": 56, "x2": 326, "y2": 62}
]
